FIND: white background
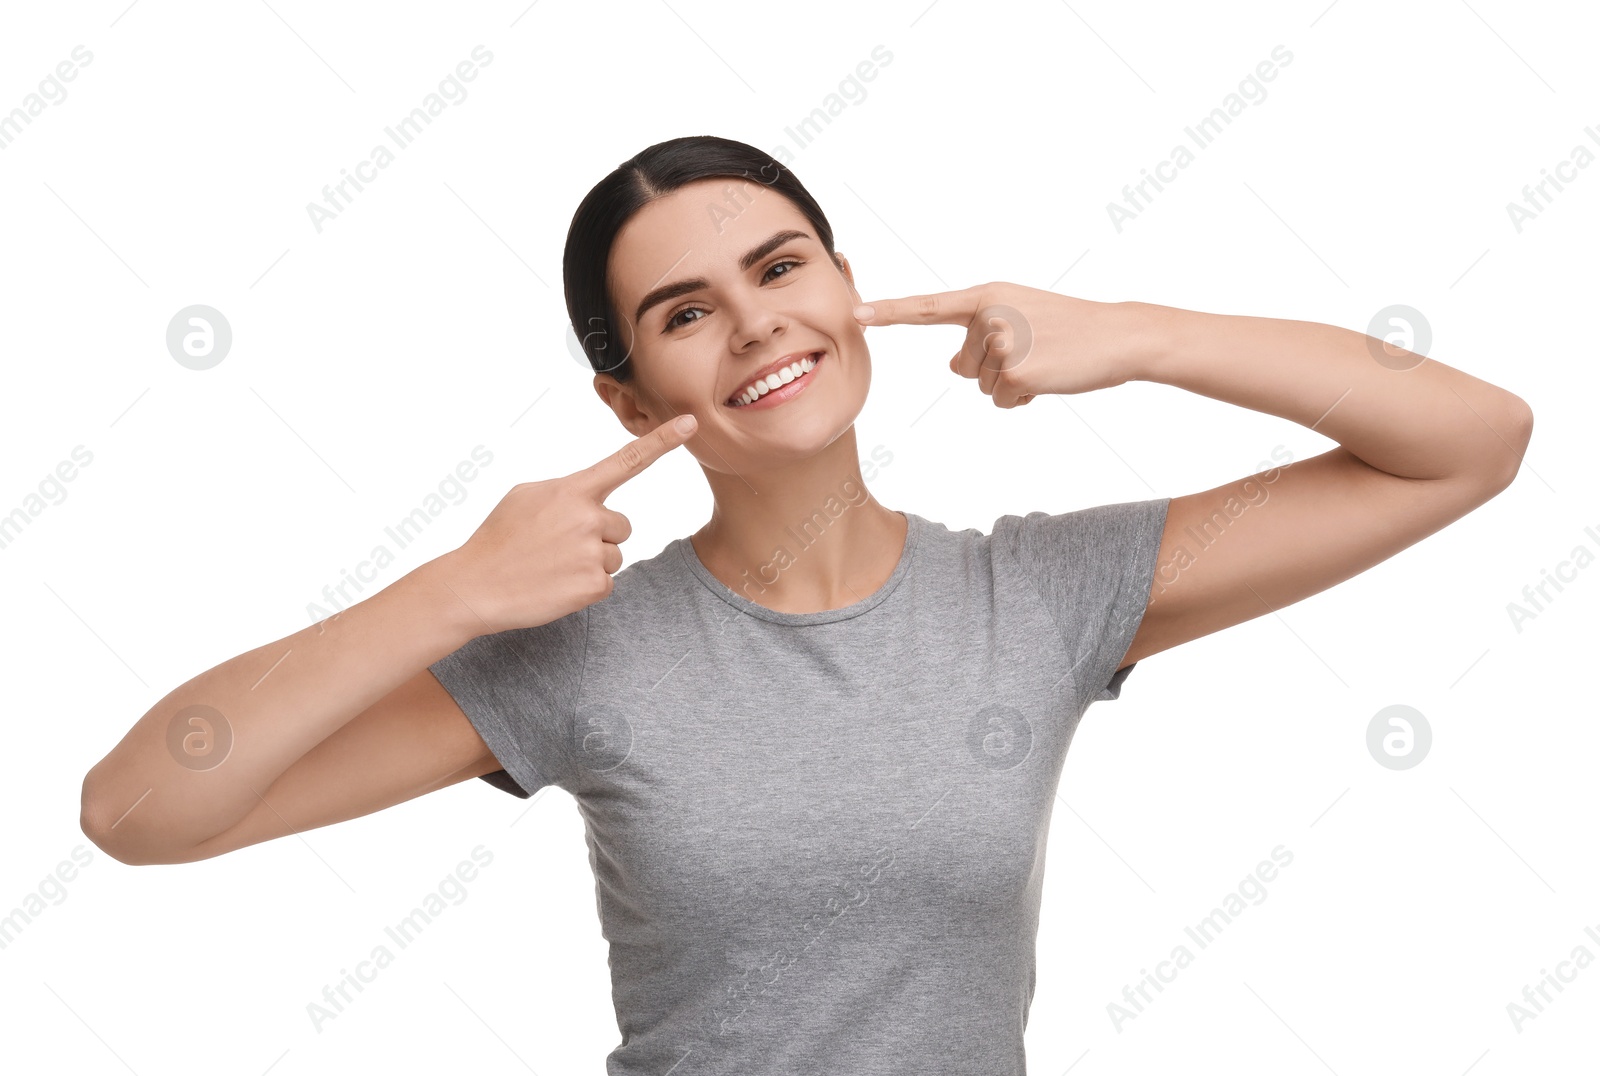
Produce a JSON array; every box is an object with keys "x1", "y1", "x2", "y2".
[{"x1": 2, "y1": 0, "x2": 1596, "y2": 1072}]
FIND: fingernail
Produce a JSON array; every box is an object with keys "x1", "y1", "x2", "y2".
[
  {"x1": 675, "y1": 414, "x2": 697, "y2": 434},
  {"x1": 853, "y1": 304, "x2": 874, "y2": 320}
]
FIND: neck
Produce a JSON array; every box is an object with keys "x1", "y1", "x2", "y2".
[{"x1": 690, "y1": 426, "x2": 905, "y2": 614}]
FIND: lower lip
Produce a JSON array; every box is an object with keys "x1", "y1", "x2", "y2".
[{"x1": 727, "y1": 352, "x2": 824, "y2": 412}]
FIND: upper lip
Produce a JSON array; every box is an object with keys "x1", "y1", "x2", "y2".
[{"x1": 725, "y1": 349, "x2": 824, "y2": 405}]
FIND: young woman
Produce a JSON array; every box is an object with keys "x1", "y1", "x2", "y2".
[{"x1": 81, "y1": 135, "x2": 1532, "y2": 1073}]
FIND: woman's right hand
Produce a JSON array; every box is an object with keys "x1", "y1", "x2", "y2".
[{"x1": 436, "y1": 413, "x2": 699, "y2": 637}]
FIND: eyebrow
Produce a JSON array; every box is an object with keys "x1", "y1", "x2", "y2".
[{"x1": 631, "y1": 229, "x2": 812, "y2": 326}]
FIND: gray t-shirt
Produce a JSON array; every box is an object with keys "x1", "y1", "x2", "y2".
[{"x1": 428, "y1": 498, "x2": 1170, "y2": 1075}]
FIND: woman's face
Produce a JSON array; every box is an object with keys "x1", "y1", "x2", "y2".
[{"x1": 596, "y1": 177, "x2": 870, "y2": 474}]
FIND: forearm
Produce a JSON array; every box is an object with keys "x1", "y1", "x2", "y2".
[
  {"x1": 82, "y1": 557, "x2": 477, "y2": 860},
  {"x1": 1123, "y1": 301, "x2": 1533, "y2": 485}
]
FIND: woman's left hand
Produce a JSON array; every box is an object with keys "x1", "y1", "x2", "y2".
[{"x1": 852, "y1": 282, "x2": 1151, "y2": 408}]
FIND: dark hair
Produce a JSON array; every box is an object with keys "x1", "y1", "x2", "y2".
[{"x1": 563, "y1": 135, "x2": 839, "y2": 383}]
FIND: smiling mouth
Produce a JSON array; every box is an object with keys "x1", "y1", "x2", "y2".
[{"x1": 726, "y1": 351, "x2": 824, "y2": 409}]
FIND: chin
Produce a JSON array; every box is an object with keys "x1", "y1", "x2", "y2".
[{"x1": 765, "y1": 406, "x2": 864, "y2": 462}]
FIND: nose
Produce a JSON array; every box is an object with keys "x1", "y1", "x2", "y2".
[{"x1": 725, "y1": 291, "x2": 788, "y2": 354}]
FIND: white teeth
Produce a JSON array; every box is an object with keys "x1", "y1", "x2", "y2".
[{"x1": 732, "y1": 354, "x2": 817, "y2": 406}]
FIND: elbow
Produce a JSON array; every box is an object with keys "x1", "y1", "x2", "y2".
[
  {"x1": 79, "y1": 814, "x2": 166, "y2": 868},
  {"x1": 79, "y1": 771, "x2": 137, "y2": 866},
  {"x1": 1489, "y1": 392, "x2": 1535, "y2": 493},
  {"x1": 1459, "y1": 390, "x2": 1534, "y2": 498},
  {"x1": 80, "y1": 827, "x2": 138, "y2": 868},
  {"x1": 79, "y1": 769, "x2": 176, "y2": 867},
  {"x1": 79, "y1": 796, "x2": 131, "y2": 866}
]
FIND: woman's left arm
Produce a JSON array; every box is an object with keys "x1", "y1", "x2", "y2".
[
  {"x1": 852, "y1": 285, "x2": 1535, "y2": 667},
  {"x1": 1111, "y1": 298, "x2": 1533, "y2": 666}
]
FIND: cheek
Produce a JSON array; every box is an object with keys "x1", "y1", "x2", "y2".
[
  {"x1": 637, "y1": 348, "x2": 712, "y2": 401},
  {"x1": 821, "y1": 308, "x2": 865, "y2": 353},
  {"x1": 843, "y1": 323, "x2": 871, "y2": 368}
]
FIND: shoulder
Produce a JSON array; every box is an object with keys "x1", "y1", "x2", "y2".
[{"x1": 989, "y1": 499, "x2": 1172, "y2": 563}]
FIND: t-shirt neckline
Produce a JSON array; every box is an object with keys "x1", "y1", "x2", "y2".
[{"x1": 674, "y1": 510, "x2": 921, "y2": 625}]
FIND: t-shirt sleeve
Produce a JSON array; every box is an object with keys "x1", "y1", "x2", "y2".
[
  {"x1": 427, "y1": 605, "x2": 589, "y2": 798},
  {"x1": 992, "y1": 497, "x2": 1170, "y2": 705}
]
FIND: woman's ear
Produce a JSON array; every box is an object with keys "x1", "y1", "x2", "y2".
[
  {"x1": 593, "y1": 375, "x2": 654, "y2": 438},
  {"x1": 834, "y1": 252, "x2": 858, "y2": 296}
]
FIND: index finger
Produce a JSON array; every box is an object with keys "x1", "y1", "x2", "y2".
[
  {"x1": 853, "y1": 286, "x2": 985, "y2": 327},
  {"x1": 578, "y1": 413, "x2": 698, "y2": 500}
]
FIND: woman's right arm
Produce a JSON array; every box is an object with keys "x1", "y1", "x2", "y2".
[
  {"x1": 79, "y1": 557, "x2": 492, "y2": 865},
  {"x1": 79, "y1": 413, "x2": 698, "y2": 866}
]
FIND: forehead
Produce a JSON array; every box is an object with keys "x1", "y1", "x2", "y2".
[{"x1": 607, "y1": 177, "x2": 813, "y2": 314}]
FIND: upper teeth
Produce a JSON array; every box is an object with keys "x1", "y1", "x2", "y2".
[{"x1": 731, "y1": 354, "x2": 817, "y2": 406}]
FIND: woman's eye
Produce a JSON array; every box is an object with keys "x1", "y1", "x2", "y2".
[
  {"x1": 662, "y1": 259, "x2": 804, "y2": 333},
  {"x1": 665, "y1": 307, "x2": 704, "y2": 331}
]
